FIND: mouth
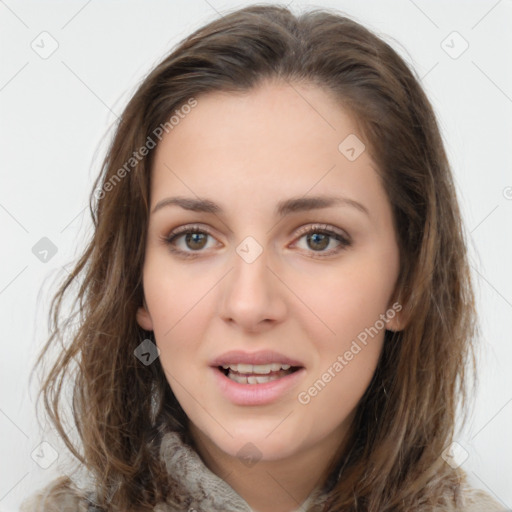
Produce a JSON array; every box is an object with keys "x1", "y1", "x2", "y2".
[
  {"x1": 218, "y1": 363, "x2": 303, "y2": 385},
  {"x1": 209, "y1": 350, "x2": 306, "y2": 405}
]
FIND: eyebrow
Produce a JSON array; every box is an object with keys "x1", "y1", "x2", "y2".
[{"x1": 151, "y1": 195, "x2": 369, "y2": 217}]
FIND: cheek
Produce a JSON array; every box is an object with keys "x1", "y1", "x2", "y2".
[
  {"x1": 293, "y1": 255, "x2": 397, "y2": 347},
  {"x1": 142, "y1": 258, "x2": 214, "y2": 364},
  {"x1": 296, "y1": 337, "x2": 383, "y2": 444},
  {"x1": 292, "y1": 257, "x2": 395, "y2": 412}
]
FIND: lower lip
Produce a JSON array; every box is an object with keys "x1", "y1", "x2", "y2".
[{"x1": 211, "y1": 366, "x2": 306, "y2": 406}]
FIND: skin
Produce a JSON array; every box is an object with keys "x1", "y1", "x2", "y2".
[{"x1": 137, "y1": 80, "x2": 402, "y2": 512}]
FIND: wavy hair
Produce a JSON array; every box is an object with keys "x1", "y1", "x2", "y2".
[{"x1": 28, "y1": 4, "x2": 476, "y2": 511}]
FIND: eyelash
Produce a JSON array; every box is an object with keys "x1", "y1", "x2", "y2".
[{"x1": 161, "y1": 223, "x2": 352, "y2": 260}]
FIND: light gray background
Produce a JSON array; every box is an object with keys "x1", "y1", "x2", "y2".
[{"x1": 1, "y1": 1, "x2": 511, "y2": 510}]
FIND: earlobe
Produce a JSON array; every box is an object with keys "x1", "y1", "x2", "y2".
[
  {"x1": 136, "y1": 305, "x2": 154, "y2": 331},
  {"x1": 385, "y1": 299, "x2": 406, "y2": 332},
  {"x1": 385, "y1": 315, "x2": 402, "y2": 332}
]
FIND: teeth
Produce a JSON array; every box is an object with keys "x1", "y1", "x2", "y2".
[
  {"x1": 248, "y1": 375, "x2": 281, "y2": 384},
  {"x1": 232, "y1": 373, "x2": 282, "y2": 384},
  {"x1": 229, "y1": 372, "x2": 250, "y2": 384},
  {"x1": 221, "y1": 363, "x2": 292, "y2": 374}
]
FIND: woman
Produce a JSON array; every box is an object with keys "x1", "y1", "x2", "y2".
[{"x1": 22, "y1": 4, "x2": 505, "y2": 511}]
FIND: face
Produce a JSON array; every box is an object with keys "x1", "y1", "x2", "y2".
[{"x1": 137, "y1": 80, "x2": 401, "y2": 466}]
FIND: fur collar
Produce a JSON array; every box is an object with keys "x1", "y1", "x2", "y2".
[
  {"x1": 153, "y1": 430, "x2": 328, "y2": 512},
  {"x1": 156, "y1": 430, "x2": 254, "y2": 511},
  {"x1": 21, "y1": 429, "x2": 507, "y2": 511},
  {"x1": 150, "y1": 431, "x2": 506, "y2": 512}
]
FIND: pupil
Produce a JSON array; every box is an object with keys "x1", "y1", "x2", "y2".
[
  {"x1": 186, "y1": 232, "x2": 206, "y2": 250},
  {"x1": 308, "y1": 233, "x2": 328, "y2": 250}
]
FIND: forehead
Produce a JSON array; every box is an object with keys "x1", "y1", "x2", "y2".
[
  {"x1": 155, "y1": 80, "x2": 359, "y2": 161},
  {"x1": 149, "y1": 81, "x2": 387, "y2": 224}
]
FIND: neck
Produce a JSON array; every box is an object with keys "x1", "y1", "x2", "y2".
[{"x1": 188, "y1": 422, "x2": 349, "y2": 512}]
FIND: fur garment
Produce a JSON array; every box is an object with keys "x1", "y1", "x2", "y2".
[{"x1": 20, "y1": 430, "x2": 507, "y2": 512}]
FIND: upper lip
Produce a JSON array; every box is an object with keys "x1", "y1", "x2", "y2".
[{"x1": 210, "y1": 350, "x2": 304, "y2": 368}]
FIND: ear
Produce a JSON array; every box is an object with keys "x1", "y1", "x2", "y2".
[
  {"x1": 136, "y1": 303, "x2": 154, "y2": 331},
  {"x1": 384, "y1": 300, "x2": 406, "y2": 332}
]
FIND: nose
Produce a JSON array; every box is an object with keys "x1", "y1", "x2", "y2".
[{"x1": 218, "y1": 244, "x2": 287, "y2": 333}]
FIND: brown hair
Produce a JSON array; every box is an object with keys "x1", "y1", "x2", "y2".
[{"x1": 30, "y1": 4, "x2": 476, "y2": 511}]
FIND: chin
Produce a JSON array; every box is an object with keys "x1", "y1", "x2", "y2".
[{"x1": 194, "y1": 417, "x2": 308, "y2": 462}]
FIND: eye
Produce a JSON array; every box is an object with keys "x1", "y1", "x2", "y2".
[
  {"x1": 161, "y1": 223, "x2": 352, "y2": 259},
  {"x1": 291, "y1": 224, "x2": 352, "y2": 258},
  {"x1": 162, "y1": 224, "x2": 220, "y2": 259}
]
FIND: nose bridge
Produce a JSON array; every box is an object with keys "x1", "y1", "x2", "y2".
[
  {"x1": 218, "y1": 235, "x2": 286, "y2": 329},
  {"x1": 233, "y1": 238, "x2": 270, "y2": 291}
]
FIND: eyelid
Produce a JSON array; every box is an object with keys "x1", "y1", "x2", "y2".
[
  {"x1": 165, "y1": 222, "x2": 350, "y2": 241},
  {"x1": 166, "y1": 223, "x2": 214, "y2": 238},
  {"x1": 162, "y1": 222, "x2": 220, "y2": 245},
  {"x1": 293, "y1": 223, "x2": 351, "y2": 242}
]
